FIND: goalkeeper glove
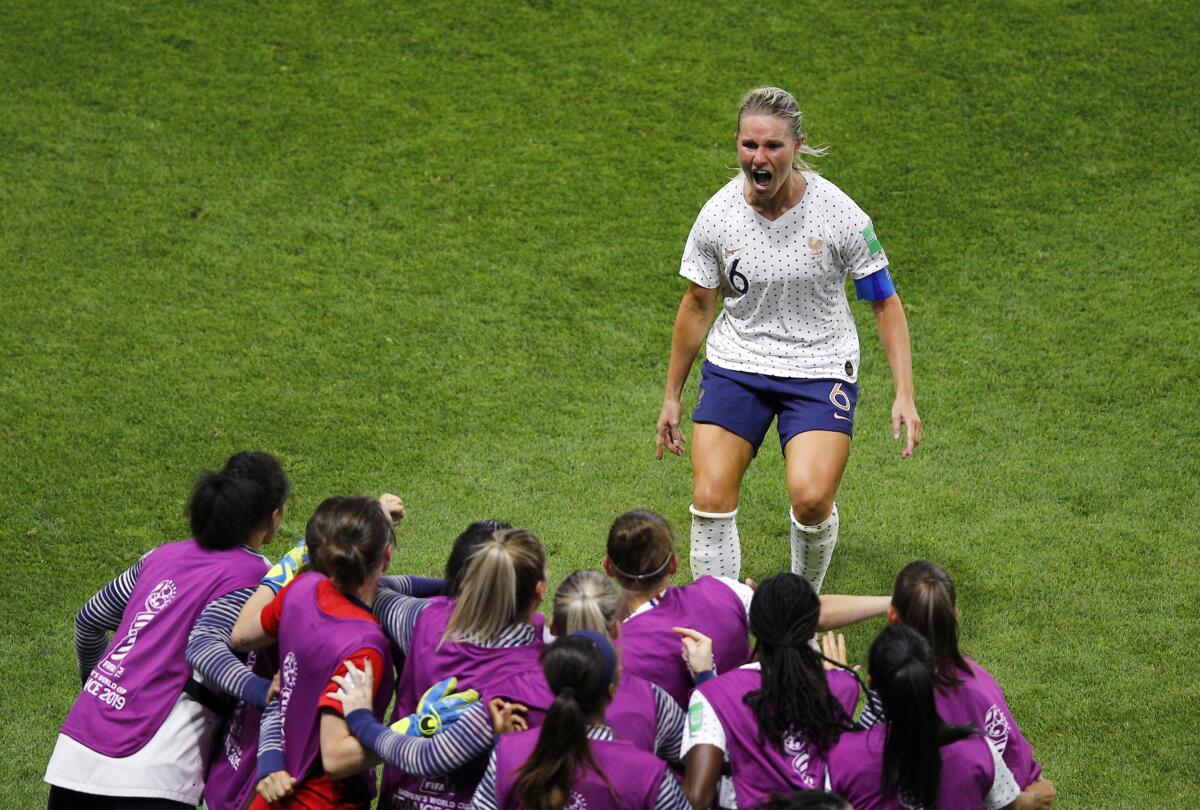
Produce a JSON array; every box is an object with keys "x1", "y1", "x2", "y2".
[
  {"x1": 261, "y1": 537, "x2": 309, "y2": 594},
  {"x1": 390, "y1": 677, "x2": 480, "y2": 737}
]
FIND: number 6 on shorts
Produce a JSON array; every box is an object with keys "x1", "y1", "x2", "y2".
[{"x1": 829, "y1": 383, "x2": 851, "y2": 412}]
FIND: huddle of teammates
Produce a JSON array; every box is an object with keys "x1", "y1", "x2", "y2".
[
  {"x1": 45, "y1": 86, "x2": 1057, "y2": 810},
  {"x1": 45, "y1": 451, "x2": 1056, "y2": 810}
]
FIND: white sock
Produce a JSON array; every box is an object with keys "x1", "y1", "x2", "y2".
[
  {"x1": 790, "y1": 504, "x2": 839, "y2": 593},
  {"x1": 689, "y1": 505, "x2": 741, "y2": 580}
]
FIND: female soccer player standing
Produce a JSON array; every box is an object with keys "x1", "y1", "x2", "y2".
[{"x1": 656, "y1": 86, "x2": 922, "y2": 588}]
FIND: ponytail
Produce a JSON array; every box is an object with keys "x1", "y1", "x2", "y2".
[
  {"x1": 187, "y1": 451, "x2": 289, "y2": 550},
  {"x1": 553, "y1": 569, "x2": 619, "y2": 635},
  {"x1": 308, "y1": 496, "x2": 393, "y2": 594},
  {"x1": 516, "y1": 633, "x2": 617, "y2": 810},
  {"x1": 442, "y1": 528, "x2": 545, "y2": 646},
  {"x1": 444, "y1": 519, "x2": 512, "y2": 598},
  {"x1": 869, "y1": 624, "x2": 974, "y2": 809},
  {"x1": 745, "y1": 573, "x2": 852, "y2": 753},
  {"x1": 892, "y1": 561, "x2": 971, "y2": 686}
]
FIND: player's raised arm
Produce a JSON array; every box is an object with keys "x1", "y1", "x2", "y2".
[{"x1": 658, "y1": 281, "x2": 719, "y2": 459}]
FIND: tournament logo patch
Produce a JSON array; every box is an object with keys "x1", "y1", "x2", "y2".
[
  {"x1": 862, "y1": 223, "x2": 883, "y2": 255},
  {"x1": 688, "y1": 702, "x2": 703, "y2": 733},
  {"x1": 984, "y1": 704, "x2": 1011, "y2": 751}
]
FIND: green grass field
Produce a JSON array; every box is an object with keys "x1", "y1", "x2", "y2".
[{"x1": 3, "y1": 0, "x2": 1198, "y2": 805}]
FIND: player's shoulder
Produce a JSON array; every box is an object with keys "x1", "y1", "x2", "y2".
[
  {"x1": 694, "y1": 175, "x2": 746, "y2": 224},
  {"x1": 805, "y1": 172, "x2": 862, "y2": 210}
]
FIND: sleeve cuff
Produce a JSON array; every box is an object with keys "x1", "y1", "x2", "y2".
[
  {"x1": 346, "y1": 707, "x2": 386, "y2": 743},
  {"x1": 256, "y1": 749, "x2": 286, "y2": 781},
  {"x1": 692, "y1": 669, "x2": 717, "y2": 686},
  {"x1": 243, "y1": 675, "x2": 272, "y2": 710}
]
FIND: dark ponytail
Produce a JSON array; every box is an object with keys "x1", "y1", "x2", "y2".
[
  {"x1": 308, "y1": 496, "x2": 393, "y2": 594},
  {"x1": 745, "y1": 573, "x2": 851, "y2": 753},
  {"x1": 892, "y1": 561, "x2": 971, "y2": 686},
  {"x1": 869, "y1": 624, "x2": 974, "y2": 809},
  {"x1": 187, "y1": 451, "x2": 289, "y2": 550},
  {"x1": 515, "y1": 633, "x2": 618, "y2": 810}
]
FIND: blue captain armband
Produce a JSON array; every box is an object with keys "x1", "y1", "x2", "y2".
[{"x1": 853, "y1": 267, "x2": 896, "y2": 301}]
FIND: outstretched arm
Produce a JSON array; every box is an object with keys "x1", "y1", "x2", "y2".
[
  {"x1": 871, "y1": 293, "x2": 922, "y2": 458},
  {"x1": 817, "y1": 594, "x2": 890, "y2": 630},
  {"x1": 658, "y1": 282, "x2": 719, "y2": 459}
]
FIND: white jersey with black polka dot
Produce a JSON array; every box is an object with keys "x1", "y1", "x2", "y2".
[{"x1": 679, "y1": 172, "x2": 889, "y2": 382}]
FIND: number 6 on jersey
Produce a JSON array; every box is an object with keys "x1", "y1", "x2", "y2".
[{"x1": 728, "y1": 258, "x2": 749, "y2": 294}]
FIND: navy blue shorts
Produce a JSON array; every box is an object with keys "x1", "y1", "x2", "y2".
[{"x1": 692, "y1": 360, "x2": 858, "y2": 454}]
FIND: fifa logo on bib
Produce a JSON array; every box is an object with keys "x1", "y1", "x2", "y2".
[
  {"x1": 107, "y1": 579, "x2": 177, "y2": 665},
  {"x1": 783, "y1": 733, "x2": 815, "y2": 787},
  {"x1": 984, "y1": 704, "x2": 1011, "y2": 751},
  {"x1": 279, "y1": 652, "x2": 299, "y2": 748}
]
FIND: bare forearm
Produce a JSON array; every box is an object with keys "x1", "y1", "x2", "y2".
[
  {"x1": 873, "y1": 294, "x2": 915, "y2": 399},
  {"x1": 664, "y1": 290, "x2": 715, "y2": 400},
  {"x1": 321, "y1": 713, "x2": 382, "y2": 779},
  {"x1": 817, "y1": 595, "x2": 890, "y2": 630},
  {"x1": 231, "y1": 584, "x2": 276, "y2": 652}
]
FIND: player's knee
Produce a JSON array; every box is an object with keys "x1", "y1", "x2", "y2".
[
  {"x1": 692, "y1": 481, "x2": 739, "y2": 514},
  {"x1": 789, "y1": 486, "x2": 833, "y2": 526}
]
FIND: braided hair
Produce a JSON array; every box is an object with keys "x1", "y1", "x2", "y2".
[{"x1": 745, "y1": 573, "x2": 852, "y2": 753}]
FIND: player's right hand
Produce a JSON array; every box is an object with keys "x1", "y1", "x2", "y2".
[
  {"x1": 656, "y1": 398, "x2": 686, "y2": 459},
  {"x1": 673, "y1": 626, "x2": 714, "y2": 675}
]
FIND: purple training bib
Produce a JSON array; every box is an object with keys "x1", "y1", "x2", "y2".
[
  {"x1": 60, "y1": 539, "x2": 267, "y2": 758},
  {"x1": 495, "y1": 668, "x2": 659, "y2": 753},
  {"x1": 935, "y1": 657, "x2": 1041, "y2": 787},
  {"x1": 616, "y1": 576, "x2": 752, "y2": 709},
  {"x1": 493, "y1": 729, "x2": 665, "y2": 810},
  {"x1": 381, "y1": 596, "x2": 545, "y2": 810},
  {"x1": 203, "y1": 645, "x2": 278, "y2": 810},
  {"x1": 827, "y1": 724, "x2": 995, "y2": 810},
  {"x1": 698, "y1": 667, "x2": 859, "y2": 806},
  {"x1": 277, "y1": 572, "x2": 395, "y2": 800}
]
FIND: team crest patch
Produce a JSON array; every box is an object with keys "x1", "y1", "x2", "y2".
[
  {"x1": 862, "y1": 223, "x2": 883, "y2": 255},
  {"x1": 806, "y1": 237, "x2": 824, "y2": 254}
]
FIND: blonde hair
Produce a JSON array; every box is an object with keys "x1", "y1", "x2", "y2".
[
  {"x1": 553, "y1": 569, "x2": 620, "y2": 636},
  {"x1": 441, "y1": 528, "x2": 546, "y2": 646},
  {"x1": 738, "y1": 86, "x2": 828, "y2": 174}
]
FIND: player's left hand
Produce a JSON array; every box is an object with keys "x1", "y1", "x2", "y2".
[
  {"x1": 379, "y1": 493, "x2": 406, "y2": 525},
  {"x1": 820, "y1": 631, "x2": 858, "y2": 672},
  {"x1": 891, "y1": 397, "x2": 923, "y2": 459}
]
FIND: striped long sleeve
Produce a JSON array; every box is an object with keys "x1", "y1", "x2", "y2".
[
  {"x1": 187, "y1": 587, "x2": 271, "y2": 708},
  {"x1": 345, "y1": 700, "x2": 495, "y2": 774},
  {"x1": 651, "y1": 682, "x2": 685, "y2": 763},
  {"x1": 74, "y1": 553, "x2": 148, "y2": 683},
  {"x1": 373, "y1": 588, "x2": 432, "y2": 653},
  {"x1": 256, "y1": 697, "x2": 285, "y2": 780},
  {"x1": 379, "y1": 575, "x2": 445, "y2": 597}
]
